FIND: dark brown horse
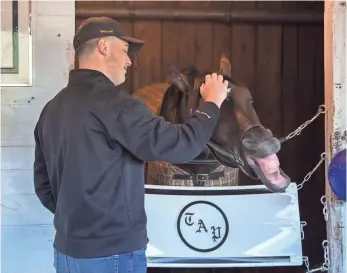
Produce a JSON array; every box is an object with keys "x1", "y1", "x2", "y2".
[{"x1": 133, "y1": 54, "x2": 290, "y2": 193}]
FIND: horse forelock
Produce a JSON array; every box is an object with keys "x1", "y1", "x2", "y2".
[
  {"x1": 181, "y1": 64, "x2": 240, "y2": 90},
  {"x1": 187, "y1": 71, "x2": 239, "y2": 97},
  {"x1": 168, "y1": 64, "x2": 245, "y2": 111}
]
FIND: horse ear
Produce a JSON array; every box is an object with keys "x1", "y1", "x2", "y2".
[
  {"x1": 167, "y1": 65, "x2": 190, "y2": 93},
  {"x1": 218, "y1": 53, "x2": 231, "y2": 77}
]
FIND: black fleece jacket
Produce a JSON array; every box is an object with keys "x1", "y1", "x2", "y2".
[{"x1": 33, "y1": 69, "x2": 220, "y2": 258}]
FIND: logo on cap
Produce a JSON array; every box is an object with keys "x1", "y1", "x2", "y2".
[{"x1": 100, "y1": 29, "x2": 114, "y2": 33}]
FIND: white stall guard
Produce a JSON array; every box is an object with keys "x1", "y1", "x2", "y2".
[{"x1": 145, "y1": 183, "x2": 303, "y2": 268}]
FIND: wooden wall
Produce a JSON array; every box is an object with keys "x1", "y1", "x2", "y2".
[{"x1": 76, "y1": 1, "x2": 326, "y2": 273}]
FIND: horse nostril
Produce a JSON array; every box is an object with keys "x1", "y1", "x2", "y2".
[{"x1": 242, "y1": 136, "x2": 281, "y2": 158}]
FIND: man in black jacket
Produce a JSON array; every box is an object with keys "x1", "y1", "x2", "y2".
[{"x1": 34, "y1": 17, "x2": 228, "y2": 273}]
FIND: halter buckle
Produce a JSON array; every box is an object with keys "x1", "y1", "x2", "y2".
[{"x1": 196, "y1": 174, "x2": 208, "y2": 186}]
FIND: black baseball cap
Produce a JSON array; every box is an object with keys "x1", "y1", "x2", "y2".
[{"x1": 73, "y1": 17, "x2": 145, "y2": 55}]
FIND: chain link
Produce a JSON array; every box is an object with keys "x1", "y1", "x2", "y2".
[
  {"x1": 320, "y1": 195, "x2": 329, "y2": 222},
  {"x1": 301, "y1": 196, "x2": 330, "y2": 272},
  {"x1": 282, "y1": 104, "x2": 327, "y2": 142},
  {"x1": 303, "y1": 257, "x2": 310, "y2": 272},
  {"x1": 303, "y1": 240, "x2": 330, "y2": 272},
  {"x1": 322, "y1": 240, "x2": 331, "y2": 271},
  {"x1": 300, "y1": 221, "x2": 307, "y2": 240},
  {"x1": 297, "y1": 153, "x2": 327, "y2": 190}
]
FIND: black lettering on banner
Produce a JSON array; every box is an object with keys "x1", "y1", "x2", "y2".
[
  {"x1": 177, "y1": 201, "x2": 229, "y2": 253},
  {"x1": 184, "y1": 212, "x2": 194, "y2": 226},
  {"x1": 211, "y1": 226, "x2": 222, "y2": 242},
  {"x1": 184, "y1": 212, "x2": 222, "y2": 242},
  {"x1": 196, "y1": 220, "x2": 208, "y2": 233}
]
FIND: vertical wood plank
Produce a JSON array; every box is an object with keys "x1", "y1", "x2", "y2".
[
  {"x1": 175, "y1": 1, "x2": 196, "y2": 70},
  {"x1": 194, "y1": 0, "x2": 213, "y2": 73},
  {"x1": 230, "y1": 0, "x2": 257, "y2": 80},
  {"x1": 133, "y1": 21, "x2": 162, "y2": 91},
  {"x1": 253, "y1": 3, "x2": 284, "y2": 269},
  {"x1": 279, "y1": 1, "x2": 299, "y2": 200},
  {"x1": 324, "y1": 2, "x2": 346, "y2": 272},
  {"x1": 299, "y1": 1, "x2": 325, "y2": 269},
  {"x1": 212, "y1": 1, "x2": 231, "y2": 70},
  {"x1": 251, "y1": 10, "x2": 284, "y2": 258},
  {"x1": 312, "y1": 1, "x2": 326, "y2": 242},
  {"x1": 195, "y1": 23, "x2": 213, "y2": 72},
  {"x1": 177, "y1": 22, "x2": 196, "y2": 70},
  {"x1": 131, "y1": 1, "x2": 180, "y2": 91},
  {"x1": 278, "y1": 3, "x2": 307, "y2": 272},
  {"x1": 312, "y1": 0, "x2": 325, "y2": 192},
  {"x1": 230, "y1": 1, "x2": 257, "y2": 190},
  {"x1": 230, "y1": 24, "x2": 256, "y2": 90},
  {"x1": 254, "y1": 1, "x2": 282, "y2": 137},
  {"x1": 296, "y1": 0, "x2": 324, "y2": 267},
  {"x1": 212, "y1": 22, "x2": 231, "y2": 71},
  {"x1": 161, "y1": 20, "x2": 179, "y2": 80},
  {"x1": 161, "y1": 0, "x2": 180, "y2": 80},
  {"x1": 118, "y1": 20, "x2": 134, "y2": 93},
  {"x1": 314, "y1": 25, "x2": 325, "y2": 175}
]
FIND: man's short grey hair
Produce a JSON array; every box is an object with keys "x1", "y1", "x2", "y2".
[
  {"x1": 75, "y1": 38, "x2": 100, "y2": 62},
  {"x1": 76, "y1": 36, "x2": 119, "y2": 62}
]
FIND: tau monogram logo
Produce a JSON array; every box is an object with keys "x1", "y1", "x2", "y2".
[{"x1": 177, "y1": 201, "x2": 229, "y2": 252}]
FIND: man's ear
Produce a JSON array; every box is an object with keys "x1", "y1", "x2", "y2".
[{"x1": 97, "y1": 37, "x2": 110, "y2": 56}]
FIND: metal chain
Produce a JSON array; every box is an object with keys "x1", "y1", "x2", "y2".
[
  {"x1": 295, "y1": 105, "x2": 330, "y2": 272},
  {"x1": 282, "y1": 104, "x2": 327, "y2": 142},
  {"x1": 301, "y1": 192, "x2": 331, "y2": 272},
  {"x1": 303, "y1": 240, "x2": 330, "y2": 272},
  {"x1": 297, "y1": 153, "x2": 327, "y2": 190},
  {"x1": 303, "y1": 257, "x2": 311, "y2": 272},
  {"x1": 321, "y1": 240, "x2": 331, "y2": 271},
  {"x1": 300, "y1": 221, "x2": 307, "y2": 240},
  {"x1": 320, "y1": 195, "x2": 329, "y2": 222},
  {"x1": 302, "y1": 199, "x2": 331, "y2": 272}
]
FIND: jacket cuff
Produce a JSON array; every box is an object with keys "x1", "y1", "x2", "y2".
[{"x1": 196, "y1": 101, "x2": 220, "y2": 121}]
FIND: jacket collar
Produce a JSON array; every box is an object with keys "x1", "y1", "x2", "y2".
[{"x1": 68, "y1": 69, "x2": 115, "y2": 87}]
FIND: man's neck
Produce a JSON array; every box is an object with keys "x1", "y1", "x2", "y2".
[{"x1": 79, "y1": 62, "x2": 115, "y2": 84}]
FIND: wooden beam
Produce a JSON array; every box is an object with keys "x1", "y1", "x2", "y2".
[
  {"x1": 324, "y1": 1, "x2": 346, "y2": 273},
  {"x1": 75, "y1": 8, "x2": 323, "y2": 25}
]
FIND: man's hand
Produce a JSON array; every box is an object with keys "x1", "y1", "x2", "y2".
[{"x1": 200, "y1": 73, "x2": 228, "y2": 108}]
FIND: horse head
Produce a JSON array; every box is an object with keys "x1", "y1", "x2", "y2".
[{"x1": 158, "y1": 54, "x2": 291, "y2": 192}]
